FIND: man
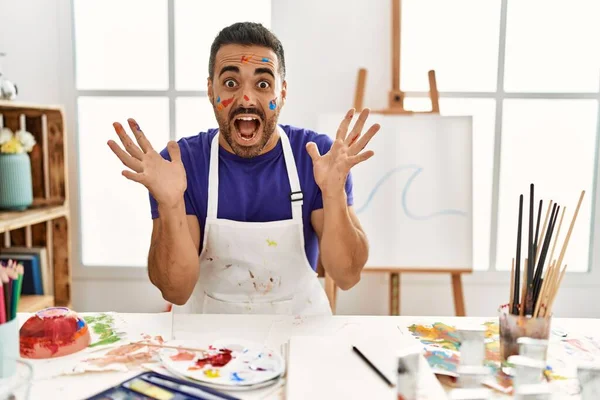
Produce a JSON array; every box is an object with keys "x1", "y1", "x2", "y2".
[{"x1": 107, "y1": 22, "x2": 380, "y2": 315}]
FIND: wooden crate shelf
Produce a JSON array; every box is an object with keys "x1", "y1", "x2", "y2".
[
  {"x1": 0, "y1": 205, "x2": 68, "y2": 233},
  {"x1": 18, "y1": 295, "x2": 55, "y2": 313},
  {"x1": 0, "y1": 101, "x2": 71, "y2": 311}
]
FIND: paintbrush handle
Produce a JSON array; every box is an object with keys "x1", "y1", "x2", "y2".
[{"x1": 133, "y1": 342, "x2": 208, "y2": 353}]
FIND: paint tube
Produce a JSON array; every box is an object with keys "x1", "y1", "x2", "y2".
[
  {"x1": 457, "y1": 365, "x2": 490, "y2": 388},
  {"x1": 513, "y1": 383, "x2": 551, "y2": 400},
  {"x1": 508, "y1": 355, "x2": 545, "y2": 389},
  {"x1": 577, "y1": 362, "x2": 600, "y2": 400},
  {"x1": 517, "y1": 337, "x2": 549, "y2": 362},
  {"x1": 448, "y1": 388, "x2": 492, "y2": 400},
  {"x1": 458, "y1": 326, "x2": 486, "y2": 366},
  {"x1": 396, "y1": 352, "x2": 419, "y2": 400}
]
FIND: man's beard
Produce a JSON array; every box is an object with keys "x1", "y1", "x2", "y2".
[{"x1": 215, "y1": 105, "x2": 279, "y2": 159}]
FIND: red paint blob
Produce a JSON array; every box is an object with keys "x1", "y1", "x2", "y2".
[
  {"x1": 243, "y1": 95, "x2": 250, "y2": 101},
  {"x1": 195, "y1": 348, "x2": 232, "y2": 368}
]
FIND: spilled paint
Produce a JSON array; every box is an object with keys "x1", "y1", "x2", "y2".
[
  {"x1": 266, "y1": 239, "x2": 277, "y2": 247},
  {"x1": 231, "y1": 372, "x2": 244, "y2": 382},
  {"x1": 195, "y1": 348, "x2": 232, "y2": 368},
  {"x1": 204, "y1": 369, "x2": 220, "y2": 378},
  {"x1": 170, "y1": 349, "x2": 195, "y2": 361}
]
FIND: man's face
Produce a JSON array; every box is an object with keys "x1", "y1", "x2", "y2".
[{"x1": 208, "y1": 44, "x2": 287, "y2": 158}]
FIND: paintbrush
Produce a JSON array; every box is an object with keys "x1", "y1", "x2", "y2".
[
  {"x1": 513, "y1": 195, "x2": 524, "y2": 315},
  {"x1": 533, "y1": 199, "x2": 543, "y2": 264},
  {"x1": 352, "y1": 346, "x2": 395, "y2": 388},
  {"x1": 526, "y1": 184, "x2": 535, "y2": 314},
  {"x1": 131, "y1": 341, "x2": 208, "y2": 354},
  {"x1": 532, "y1": 204, "x2": 559, "y2": 306}
]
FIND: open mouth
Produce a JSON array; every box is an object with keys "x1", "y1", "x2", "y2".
[{"x1": 233, "y1": 116, "x2": 261, "y2": 142}]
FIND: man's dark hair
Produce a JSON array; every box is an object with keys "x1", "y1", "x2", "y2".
[{"x1": 208, "y1": 22, "x2": 286, "y2": 80}]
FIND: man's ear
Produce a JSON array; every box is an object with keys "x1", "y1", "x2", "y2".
[
  {"x1": 207, "y1": 78, "x2": 214, "y2": 105},
  {"x1": 280, "y1": 80, "x2": 287, "y2": 108}
]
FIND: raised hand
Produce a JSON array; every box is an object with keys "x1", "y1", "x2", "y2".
[
  {"x1": 306, "y1": 108, "x2": 380, "y2": 197},
  {"x1": 107, "y1": 118, "x2": 187, "y2": 208}
]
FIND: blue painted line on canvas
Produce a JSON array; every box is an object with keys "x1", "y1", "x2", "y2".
[{"x1": 354, "y1": 164, "x2": 468, "y2": 220}]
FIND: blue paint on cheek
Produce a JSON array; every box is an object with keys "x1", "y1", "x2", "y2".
[
  {"x1": 217, "y1": 96, "x2": 221, "y2": 103},
  {"x1": 269, "y1": 100, "x2": 276, "y2": 110}
]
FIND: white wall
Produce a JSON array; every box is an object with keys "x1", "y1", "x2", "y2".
[{"x1": 2, "y1": 0, "x2": 600, "y2": 317}]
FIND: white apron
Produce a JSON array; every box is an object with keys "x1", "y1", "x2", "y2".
[{"x1": 179, "y1": 126, "x2": 332, "y2": 316}]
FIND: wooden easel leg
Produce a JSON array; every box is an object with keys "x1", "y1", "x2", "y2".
[
  {"x1": 389, "y1": 272, "x2": 400, "y2": 315},
  {"x1": 451, "y1": 273, "x2": 466, "y2": 316},
  {"x1": 324, "y1": 274, "x2": 338, "y2": 314}
]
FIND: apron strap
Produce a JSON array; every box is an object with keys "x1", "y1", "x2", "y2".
[
  {"x1": 207, "y1": 131, "x2": 220, "y2": 219},
  {"x1": 207, "y1": 127, "x2": 303, "y2": 221},
  {"x1": 277, "y1": 126, "x2": 303, "y2": 222}
]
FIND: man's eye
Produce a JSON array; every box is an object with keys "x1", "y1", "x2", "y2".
[
  {"x1": 257, "y1": 81, "x2": 270, "y2": 89},
  {"x1": 224, "y1": 79, "x2": 237, "y2": 88}
]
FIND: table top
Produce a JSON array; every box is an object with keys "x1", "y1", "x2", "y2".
[{"x1": 12, "y1": 313, "x2": 600, "y2": 400}]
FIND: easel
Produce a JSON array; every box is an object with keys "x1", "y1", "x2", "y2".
[{"x1": 323, "y1": 0, "x2": 471, "y2": 317}]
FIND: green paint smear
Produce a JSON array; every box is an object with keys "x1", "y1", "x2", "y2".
[{"x1": 83, "y1": 313, "x2": 121, "y2": 347}]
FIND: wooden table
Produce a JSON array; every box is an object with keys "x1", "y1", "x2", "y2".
[{"x1": 11, "y1": 313, "x2": 600, "y2": 399}]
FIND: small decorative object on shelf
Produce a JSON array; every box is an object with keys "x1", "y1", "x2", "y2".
[
  {"x1": 0, "y1": 53, "x2": 18, "y2": 101},
  {"x1": 0, "y1": 126, "x2": 36, "y2": 210}
]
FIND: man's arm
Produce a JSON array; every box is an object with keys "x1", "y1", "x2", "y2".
[
  {"x1": 148, "y1": 201, "x2": 201, "y2": 305},
  {"x1": 311, "y1": 200, "x2": 368, "y2": 290}
]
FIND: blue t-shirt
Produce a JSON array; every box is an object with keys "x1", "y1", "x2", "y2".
[{"x1": 149, "y1": 124, "x2": 354, "y2": 271}]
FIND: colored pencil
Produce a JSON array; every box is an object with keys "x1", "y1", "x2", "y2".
[
  {"x1": 10, "y1": 264, "x2": 24, "y2": 321},
  {"x1": 0, "y1": 274, "x2": 5, "y2": 324},
  {"x1": 1, "y1": 266, "x2": 11, "y2": 323},
  {"x1": 352, "y1": 346, "x2": 395, "y2": 388}
]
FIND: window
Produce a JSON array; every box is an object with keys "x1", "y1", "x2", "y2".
[
  {"x1": 72, "y1": 0, "x2": 271, "y2": 267},
  {"x1": 402, "y1": 0, "x2": 600, "y2": 272}
]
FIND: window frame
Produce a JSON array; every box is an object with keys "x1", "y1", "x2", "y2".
[{"x1": 59, "y1": 0, "x2": 600, "y2": 288}]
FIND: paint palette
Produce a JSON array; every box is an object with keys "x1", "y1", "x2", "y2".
[{"x1": 158, "y1": 339, "x2": 284, "y2": 390}]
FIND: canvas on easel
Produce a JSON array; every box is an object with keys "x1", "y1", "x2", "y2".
[{"x1": 322, "y1": 0, "x2": 473, "y2": 317}]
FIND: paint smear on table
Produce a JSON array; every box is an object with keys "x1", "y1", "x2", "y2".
[
  {"x1": 83, "y1": 313, "x2": 123, "y2": 347},
  {"x1": 67, "y1": 334, "x2": 165, "y2": 374}
]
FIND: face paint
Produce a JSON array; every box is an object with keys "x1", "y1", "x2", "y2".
[
  {"x1": 244, "y1": 95, "x2": 250, "y2": 101},
  {"x1": 261, "y1": 57, "x2": 269, "y2": 62},
  {"x1": 269, "y1": 97, "x2": 277, "y2": 110},
  {"x1": 241, "y1": 55, "x2": 252, "y2": 63},
  {"x1": 216, "y1": 96, "x2": 235, "y2": 111}
]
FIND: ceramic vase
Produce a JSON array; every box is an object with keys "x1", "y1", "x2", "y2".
[{"x1": 0, "y1": 153, "x2": 33, "y2": 210}]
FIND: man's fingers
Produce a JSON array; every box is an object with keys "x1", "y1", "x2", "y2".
[
  {"x1": 122, "y1": 170, "x2": 146, "y2": 185},
  {"x1": 127, "y1": 118, "x2": 154, "y2": 154},
  {"x1": 348, "y1": 150, "x2": 375, "y2": 166},
  {"x1": 336, "y1": 108, "x2": 355, "y2": 140},
  {"x1": 166, "y1": 140, "x2": 182, "y2": 163},
  {"x1": 349, "y1": 123, "x2": 380, "y2": 155},
  {"x1": 113, "y1": 122, "x2": 144, "y2": 160},
  {"x1": 347, "y1": 108, "x2": 370, "y2": 143},
  {"x1": 107, "y1": 140, "x2": 144, "y2": 172},
  {"x1": 306, "y1": 142, "x2": 321, "y2": 162}
]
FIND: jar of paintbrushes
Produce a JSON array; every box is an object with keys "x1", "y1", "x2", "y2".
[{"x1": 500, "y1": 184, "x2": 585, "y2": 363}]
